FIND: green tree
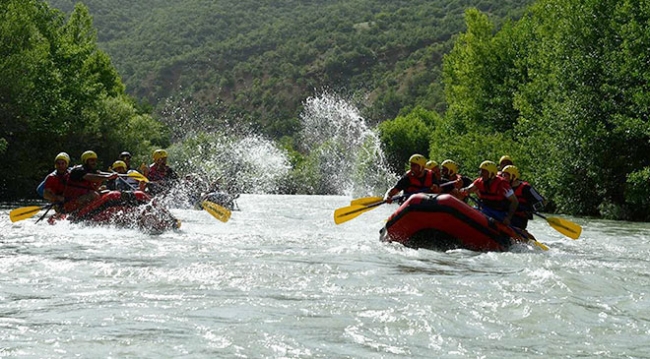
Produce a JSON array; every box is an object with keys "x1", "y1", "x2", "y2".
[
  {"x1": 0, "y1": 1, "x2": 169, "y2": 199},
  {"x1": 378, "y1": 107, "x2": 436, "y2": 172},
  {"x1": 512, "y1": 0, "x2": 650, "y2": 217},
  {"x1": 438, "y1": 1, "x2": 650, "y2": 218}
]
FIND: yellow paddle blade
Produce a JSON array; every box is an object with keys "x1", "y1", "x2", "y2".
[
  {"x1": 202, "y1": 200, "x2": 231, "y2": 223},
  {"x1": 334, "y1": 205, "x2": 373, "y2": 224},
  {"x1": 334, "y1": 199, "x2": 387, "y2": 225},
  {"x1": 126, "y1": 171, "x2": 149, "y2": 183},
  {"x1": 546, "y1": 216, "x2": 582, "y2": 239},
  {"x1": 530, "y1": 240, "x2": 549, "y2": 251},
  {"x1": 350, "y1": 196, "x2": 384, "y2": 206},
  {"x1": 9, "y1": 206, "x2": 44, "y2": 223}
]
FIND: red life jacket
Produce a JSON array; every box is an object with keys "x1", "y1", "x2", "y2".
[
  {"x1": 44, "y1": 170, "x2": 68, "y2": 196},
  {"x1": 405, "y1": 169, "x2": 434, "y2": 195},
  {"x1": 513, "y1": 181, "x2": 532, "y2": 219},
  {"x1": 64, "y1": 165, "x2": 99, "y2": 201},
  {"x1": 148, "y1": 164, "x2": 170, "y2": 182},
  {"x1": 475, "y1": 176, "x2": 511, "y2": 211}
]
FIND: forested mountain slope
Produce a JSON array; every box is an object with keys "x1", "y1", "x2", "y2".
[
  {"x1": 47, "y1": 0, "x2": 534, "y2": 137},
  {"x1": 7, "y1": 0, "x2": 650, "y2": 220}
]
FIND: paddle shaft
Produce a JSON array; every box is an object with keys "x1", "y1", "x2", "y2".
[
  {"x1": 35, "y1": 203, "x2": 57, "y2": 223},
  {"x1": 340, "y1": 199, "x2": 387, "y2": 217},
  {"x1": 468, "y1": 196, "x2": 549, "y2": 250},
  {"x1": 334, "y1": 194, "x2": 407, "y2": 224},
  {"x1": 117, "y1": 175, "x2": 140, "y2": 191}
]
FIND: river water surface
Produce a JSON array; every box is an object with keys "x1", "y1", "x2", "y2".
[{"x1": 1, "y1": 194, "x2": 649, "y2": 358}]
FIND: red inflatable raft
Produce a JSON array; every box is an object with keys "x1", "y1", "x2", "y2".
[
  {"x1": 380, "y1": 193, "x2": 529, "y2": 252},
  {"x1": 49, "y1": 190, "x2": 180, "y2": 232}
]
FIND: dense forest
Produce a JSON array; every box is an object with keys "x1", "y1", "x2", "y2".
[
  {"x1": 3, "y1": 0, "x2": 650, "y2": 221},
  {"x1": 392, "y1": 0, "x2": 650, "y2": 220},
  {"x1": 46, "y1": 0, "x2": 533, "y2": 136},
  {"x1": 1, "y1": 1, "x2": 171, "y2": 200}
]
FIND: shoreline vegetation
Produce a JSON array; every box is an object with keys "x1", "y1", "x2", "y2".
[{"x1": 3, "y1": 0, "x2": 650, "y2": 221}]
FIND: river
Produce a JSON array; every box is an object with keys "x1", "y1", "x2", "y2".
[{"x1": 1, "y1": 194, "x2": 649, "y2": 358}]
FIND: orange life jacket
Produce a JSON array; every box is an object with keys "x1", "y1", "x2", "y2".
[
  {"x1": 405, "y1": 169, "x2": 434, "y2": 195},
  {"x1": 475, "y1": 176, "x2": 511, "y2": 211}
]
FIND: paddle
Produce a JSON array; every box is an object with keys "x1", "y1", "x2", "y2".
[
  {"x1": 347, "y1": 181, "x2": 458, "y2": 208},
  {"x1": 115, "y1": 172, "x2": 148, "y2": 192},
  {"x1": 202, "y1": 200, "x2": 231, "y2": 223},
  {"x1": 334, "y1": 195, "x2": 406, "y2": 225},
  {"x1": 530, "y1": 239, "x2": 549, "y2": 251},
  {"x1": 122, "y1": 171, "x2": 149, "y2": 183},
  {"x1": 334, "y1": 201, "x2": 384, "y2": 225},
  {"x1": 35, "y1": 203, "x2": 57, "y2": 223},
  {"x1": 507, "y1": 224, "x2": 549, "y2": 251},
  {"x1": 10, "y1": 204, "x2": 53, "y2": 223},
  {"x1": 349, "y1": 196, "x2": 384, "y2": 206},
  {"x1": 533, "y1": 212, "x2": 581, "y2": 240},
  {"x1": 466, "y1": 196, "x2": 549, "y2": 251}
]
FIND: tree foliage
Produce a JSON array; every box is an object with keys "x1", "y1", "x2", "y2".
[
  {"x1": 378, "y1": 107, "x2": 438, "y2": 172},
  {"x1": 46, "y1": 0, "x2": 534, "y2": 138},
  {"x1": 0, "y1": 0, "x2": 168, "y2": 199},
  {"x1": 418, "y1": 0, "x2": 650, "y2": 219},
  {"x1": 7, "y1": 0, "x2": 650, "y2": 220}
]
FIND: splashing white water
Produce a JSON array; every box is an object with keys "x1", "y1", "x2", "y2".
[
  {"x1": 161, "y1": 93, "x2": 396, "y2": 198},
  {"x1": 170, "y1": 133, "x2": 291, "y2": 200},
  {"x1": 297, "y1": 92, "x2": 397, "y2": 196}
]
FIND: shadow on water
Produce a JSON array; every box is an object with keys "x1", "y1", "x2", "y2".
[{"x1": 394, "y1": 258, "x2": 525, "y2": 276}]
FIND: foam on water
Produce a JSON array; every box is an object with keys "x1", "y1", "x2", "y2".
[{"x1": 2, "y1": 196, "x2": 650, "y2": 358}]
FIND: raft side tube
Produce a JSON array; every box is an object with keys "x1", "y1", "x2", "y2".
[{"x1": 383, "y1": 193, "x2": 515, "y2": 252}]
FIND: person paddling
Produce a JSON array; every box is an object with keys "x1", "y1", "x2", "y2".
[
  {"x1": 42, "y1": 152, "x2": 70, "y2": 206},
  {"x1": 440, "y1": 159, "x2": 472, "y2": 200},
  {"x1": 501, "y1": 165, "x2": 547, "y2": 230},
  {"x1": 146, "y1": 149, "x2": 179, "y2": 195},
  {"x1": 459, "y1": 160, "x2": 518, "y2": 226},
  {"x1": 63, "y1": 151, "x2": 118, "y2": 213},
  {"x1": 384, "y1": 154, "x2": 439, "y2": 204},
  {"x1": 425, "y1": 160, "x2": 441, "y2": 182}
]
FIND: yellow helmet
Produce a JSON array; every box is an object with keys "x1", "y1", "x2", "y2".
[
  {"x1": 112, "y1": 160, "x2": 127, "y2": 171},
  {"x1": 54, "y1": 152, "x2": 70, "y2": 166},
  {"x1": 409, "y1": 154, "x2": 427, "y2": 169},
  {"x1": 441, "y1": 159, "x2": 459, "y2": 176},
  {"x1": 81, "y1": 150, "x2": 98, "y2": 164},
  {"x1": 153, "y1": 149, "x2": 168, "y2": 161},
  {"x1": 502, "y1": 165, "x2": 520, "y2": 182},
  {"x1": 499, "y1": 155, "x2": 513, "y2": 166},
  {"x1": 479, "y1": 160, "x2": 498, "y2": 178},
  {"x1": 425, "y1": 160, "x2": 439, "y2": 170}
]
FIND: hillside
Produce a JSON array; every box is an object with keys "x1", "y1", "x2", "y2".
[{"x1": 47, "y1": 0, "x2": 534, "y2": 138}]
